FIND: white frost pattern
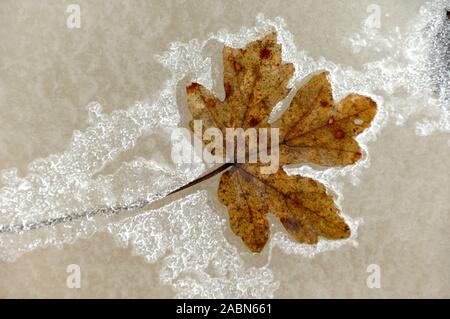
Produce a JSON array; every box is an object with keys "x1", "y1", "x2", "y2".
[
  {"x1": 0, "y1": 0, "x2": 448, "y2": 297},
  {"x1": 108, "y1": 191, "x2": 278, "y2": 298}
]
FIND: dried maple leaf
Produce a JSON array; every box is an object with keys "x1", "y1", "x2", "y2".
[{"x1": 186, "y1": 32, "x2": 377, "y2": 252}]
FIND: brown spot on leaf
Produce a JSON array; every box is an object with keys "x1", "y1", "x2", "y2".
[
  {"x1": 281, "y1": 217, "x2": 301, "y2": 231},
  {"x1": 249, "y1": 117, "x2": 260, "y2": 127},
  {"x1": 224, "y1": 83, "x2": 233, "y2": 97},
  {"x1": 206, "y1": 98, "x2": 216, "y2": 108},
  {"x1": 186, "y1": 82, "x2": 200, "y2": 91},
  {"x1": 320, "y1": 100, "x2": 330, "y2": 107},
  {"x1": 353, "y1": 151, "x2": 362, "y2": 162},
  {"x1": 333, "y1": 128, "x2": 346, "y2": 139},
  {"x1": 233, "y1": 61, "x2": 242, "y2": 72},
  {"x1": 260, "y1": 46, "x2": 271, "y2": 59}
]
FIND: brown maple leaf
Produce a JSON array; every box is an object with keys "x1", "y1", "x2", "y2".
[{"x1": 185, "y1": 32, "x2": 377, "y2": 252}]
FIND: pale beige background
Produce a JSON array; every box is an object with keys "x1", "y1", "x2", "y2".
[{"x1": 0, "y1": 0, "x2": 449, "y2": 298}]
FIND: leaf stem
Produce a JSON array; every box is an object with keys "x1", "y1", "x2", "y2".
[
  {"x1": 0, "y1": 163, "x2": 234, "y2": 234},
  {"x1": 168, "y1": 162, "x2": 233, "y2": 195}
]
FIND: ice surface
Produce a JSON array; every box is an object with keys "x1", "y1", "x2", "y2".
[{"x1": 0, "y1": 0, "x2": 448, "y2": 297}]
